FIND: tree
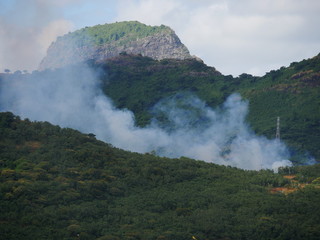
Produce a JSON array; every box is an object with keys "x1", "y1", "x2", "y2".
[{"x1": 4, "y1": 69, "x2": 10, "y2": 74}]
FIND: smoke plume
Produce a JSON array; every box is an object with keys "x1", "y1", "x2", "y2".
[{"x1": 0, "y1": 64, "x2": 292, "y2": 171}]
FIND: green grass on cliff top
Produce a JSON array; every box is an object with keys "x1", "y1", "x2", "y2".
[{"x1": 59, "y1": 21, "x2": 171, "y2": 47}]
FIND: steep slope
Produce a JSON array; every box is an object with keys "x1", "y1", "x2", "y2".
[
  {"x1": 94, "y1": 53, "x2": 320, "y2": 161},
  {"x1": 1, "y1": 112, "x2": 320, "y2": 240},
  {"x1": 38, "y1": 21, "x2": 193, "y2": 70}
]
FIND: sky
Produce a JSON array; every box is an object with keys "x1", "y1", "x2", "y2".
[{"x1": 1, "y1": 0, "x2": 320, "y2": 76}]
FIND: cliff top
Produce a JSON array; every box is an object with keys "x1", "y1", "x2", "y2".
[
  {"x1": 39, "y1": 21, "x2": 193, "y2": 70},
  {"x1": 59, "y1": 21, "x2": 173, "y2": 47}
]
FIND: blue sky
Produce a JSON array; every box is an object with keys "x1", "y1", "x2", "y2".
[{"x1": 1, "y1": 0, "x2": 320, "y2": 76}]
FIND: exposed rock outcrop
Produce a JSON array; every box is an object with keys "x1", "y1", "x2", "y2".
[{"x1": 39, "y1": 21, "x2": 194, "y2": 70}]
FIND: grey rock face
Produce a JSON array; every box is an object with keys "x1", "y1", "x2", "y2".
[{"x1": 38, "y1": 22, "x2": 193, "y2": 70}]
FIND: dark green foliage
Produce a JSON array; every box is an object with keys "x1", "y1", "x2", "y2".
[
  {"x1": 98, "y1": 54, "x2": 225, "y2": 126},
  {"x1": 96, "y1": 53, "x2": 320, "y2": 160},
  {"x1": 1, "y1": 113, "x2": 320, "y2": 239}
]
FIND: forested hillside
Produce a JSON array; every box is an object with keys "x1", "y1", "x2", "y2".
[
  {"x1": 96, "y1": 53, "x2": 320, "y2": 161},
  {"x1": 1, "y1": 112, "x2": 320, "y2": 240}
]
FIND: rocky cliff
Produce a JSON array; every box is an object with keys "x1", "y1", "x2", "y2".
[{"x1": 38, "y1": 21, "x2": 193, "y2": 70}]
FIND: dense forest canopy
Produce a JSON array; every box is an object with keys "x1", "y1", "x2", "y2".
[{"x1": 1, "y1": 112, "x2": 320, "y2": 240}]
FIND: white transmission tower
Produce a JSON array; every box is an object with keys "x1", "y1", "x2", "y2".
[{"x1": 276, "y1": 117, "x2": 280, "y2": 140}]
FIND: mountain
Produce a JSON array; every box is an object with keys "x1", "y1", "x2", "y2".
[
  {"x1": 38, "y1": 21, "x2": 193, "y2": 71},
  {"x1": 1, "y1": 112, "x2": 320, "y2": 240},
  {"x1": 1, "y1": 20, "x2": 320, "y2": 240}
]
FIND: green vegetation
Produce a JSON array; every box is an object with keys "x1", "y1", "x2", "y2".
[
  {"x1": 61, "y1": 21, "x2": 171, "y2": 47},
  {"x1": 1, "y1": 112, "x2": 320, "y2": 240},
  {"x1": 241, "y1": 56, "x2": 320, "y2": 159},
  {"x1": 1, "y1": 22, "x2": 319, "y2": 239},
  {"x1": 95, "y1": 53, "x2": 320, "y2": 161}
]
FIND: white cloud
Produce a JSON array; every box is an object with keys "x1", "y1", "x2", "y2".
[
  {"x1": 35, "y1": 0, "x2": 83, "y2": 7},
  {"x1": 115, "y1": 0, "x2": 320, "y2": 76},
  {"x1": 0, "y1": 0, "x2": 74, "y2": 72},
  {"x1": 0, "y1": 18, "x2": 73, "y2": 72},
  {"x1": 1, "y1": 0, "x2": 320, "y2": 75},
  {"x1": 116, "y1": 0, "x2": 180, "y2": 25}
]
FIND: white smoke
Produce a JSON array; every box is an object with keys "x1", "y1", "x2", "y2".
[{"x1": 0, "y1": 64, "x2": 292, "y2": 171}]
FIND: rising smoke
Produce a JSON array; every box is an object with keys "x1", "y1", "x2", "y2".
[{"x1": 0, "y1": 64, "x2": 292, "y2": 171}]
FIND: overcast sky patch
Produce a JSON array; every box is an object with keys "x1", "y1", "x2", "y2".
[{"x1": 0, "y1": 0, "x2": 319, "y2": 76}]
